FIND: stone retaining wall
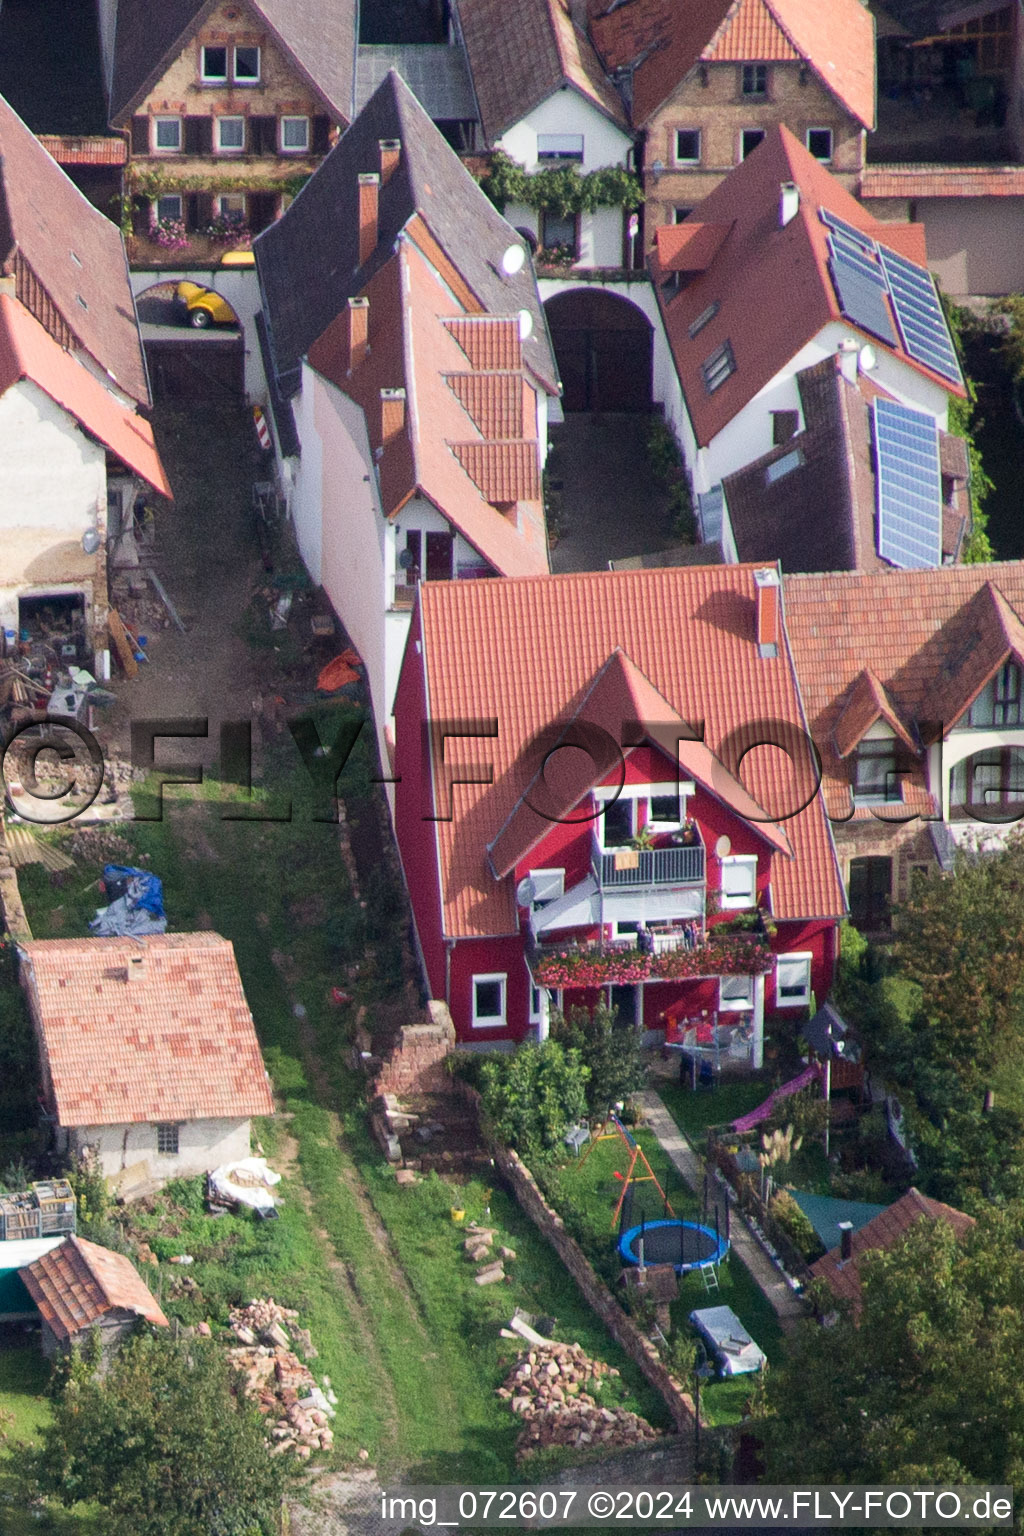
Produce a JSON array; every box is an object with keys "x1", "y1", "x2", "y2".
[{"x1": 493, "y1": 1144, "x2": 696, "y2": 1438}]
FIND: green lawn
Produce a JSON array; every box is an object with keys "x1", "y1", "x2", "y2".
[
  {"x1": 656, "y1": 1076, "x2": 772, "y2": 1145},
  {"x1": 14, "y1": 711, "x2": 676, "y2": 1478},
  {"x1": 0, "y1": 1344, "x2": 102, "y2": 1534}
]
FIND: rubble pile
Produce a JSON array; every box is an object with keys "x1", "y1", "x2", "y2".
[
  {"x1": 463, "y1": 1222, "x2": 516, "y2": 1286},
  {"x1": 498, "y1": 1342, "x2": 660, "y2": 1457},
  {"x1": 226, "y1": 1298, "x2": 334, "y2": 1460}
]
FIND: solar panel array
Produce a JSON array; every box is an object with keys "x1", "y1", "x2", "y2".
[
  {"x1": 818, "y1": 210, "x2": 963, "y2": 386},
  {"x1": 873, "y1": 397, "x2": 942, "y2": 570}
]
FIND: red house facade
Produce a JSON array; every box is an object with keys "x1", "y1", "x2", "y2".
[{"x1": 392, "y1": 564, "x2": 846, "y2": 1052}]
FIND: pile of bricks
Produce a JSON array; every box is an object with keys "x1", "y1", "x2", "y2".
[
  {"x1": 225, "y1": 1299, "x2": 334, "y2": 1460},
  {"x1": 498, "y1": 1342, "x2": 660, "y2": 1458},
  {"x1": 371, "y1": 1002, "x2": 457, "y2": 1097}
]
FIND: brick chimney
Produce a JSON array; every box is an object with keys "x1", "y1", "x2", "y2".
[
  {"x1": 380, "y1": 387, "x2": 406, "y2": 445},
  {"x1": 753, "y1": 567, "x2": 780, "y2": 659},
  {"x1": 358, "y1": 173, "x2": 380, "y2": 267},
  {"x1": 378, "y1": 138, "x2": 401, "y2": 184},
  {"x1": 126, "y1": 953, "x2": 145, "y2": 982},
  {"x1": 348, "y1": 296, "x2": 369, "y2": 372},
  {"x1": 838, "y1": 1220, "x2": 854, "y2": 1264}
]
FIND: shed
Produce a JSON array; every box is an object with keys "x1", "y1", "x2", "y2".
[{"x1": 19, "y1": 1235, "x2": 167, "y2": 1363}]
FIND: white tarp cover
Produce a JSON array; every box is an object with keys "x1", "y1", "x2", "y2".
[
  {"x1": 208, "y1": 1158, "x2": 281, "y2": 1211},
  {"x1": 690, "y1": 1305, "x2": 767, "y2": 1377}
]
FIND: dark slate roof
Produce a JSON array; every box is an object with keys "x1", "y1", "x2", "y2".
[
  {"x1": 110, "y1": 0, "x2": 357, "y2": 124},
  {"x1": 254, "y1": 70, "x2": 558, "y2": 399},
  {"x1": 355, "y1": 45, "x2": 478, "y2": 122}
]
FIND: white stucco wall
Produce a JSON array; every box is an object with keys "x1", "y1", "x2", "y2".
[
  {"x1": 536, "y1": 274, "x2": 675, "y2": 409},
  {"x1": 130, "y1": 266, "x2": 265, "y2": 399},
  {"x1": 663, "y1": 319, "x2": 953, "y2": 496},
  {"x1": 69, "y1": 1116, "x2": 253, "y2": 1182},
  {"x1": 0, "y1": 380, "x2": 107, "y2": 636},
  {"x1": 497, "y1": 91, "x2": 632, "y2": 270}
]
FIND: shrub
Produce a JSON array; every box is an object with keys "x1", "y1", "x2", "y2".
[{"x1": 770, "y1": 1190, "x2": 822, "y2": 1261}]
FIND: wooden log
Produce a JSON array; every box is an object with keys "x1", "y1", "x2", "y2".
[{"x1": 107, "y1": 610, "x2": 138, "y2": 679}]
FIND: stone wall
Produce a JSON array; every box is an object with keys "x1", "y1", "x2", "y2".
[
  {"x1": 493, "y1": 1144, "x2": 696, "y2": 1437},
  {"x1": 371, "y1": 1000, "x2": 457, "y2": 1098}
]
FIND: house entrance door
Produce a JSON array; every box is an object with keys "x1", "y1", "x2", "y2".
[{"x1": 425, "y1": 531, "x2": 454, "y2": 581}]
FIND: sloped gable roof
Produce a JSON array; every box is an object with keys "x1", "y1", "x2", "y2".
[
  {"x1": 592, "y1": 0, "x2": 874, "y2": 128},
  {"x1": 833, "y1": 668, "x2": 917, "y2": 757},
  {"x1": 487, "y1": 647, "x2": 792, "y2": 880},
  {"x1": 20, "y1": 1236, "x2": 169, "y2": 1341},
  {"x1": 21, "y1": 933, "x2": 274, "y2": 1129},
  {"x1": 254, "y1": 71, "x2": 556, "y2": 401},
  {"x1": 783, "y1": 565, "x2": 1024, "y2": 824},
  {"x1": 0, "y1": 94, "x2": 149, "y2": 406},
  {"x1": 810, "y1": 1187, "x2": 974, "y2": 1311},
  {"x1": 110, "y1": 0, "x2": 357, "y2": 125},
  {"x1": 0, "y1": 295, "x2": 169, "y2": 495},
  {"x1": 456, "y1": 0, "x2": 627, "y2": 143},
  {"x1": 413, "y1": 565, "x2": 844, "y2": 939},
  {"x1": 650, "y1": 127, "x2": 963, "y2": 451}
]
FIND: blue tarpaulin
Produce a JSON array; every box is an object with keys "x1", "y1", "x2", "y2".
[
  {"x1": 90, "y1": 866, "x2": 167, "y2": 937},
  {"x1": 102, "y1": 866, "x2": 165, "y2": 916}
]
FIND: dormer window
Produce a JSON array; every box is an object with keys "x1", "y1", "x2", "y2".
[
  {"x1": 201, "y1": 45, "x2": 228, "y2": 81},
  {"x1": 852, "y1": 738, "x2": 902, "y2": 804},
  {"x1": 234, "y1": 45, "x2": 260, "y2": 82},
  {"x1": 967, "y1": 662, "x2": 1024, "y2": 726},
  {"x1": 701, "y1": 340, "x2": 735, "y2": 393}
]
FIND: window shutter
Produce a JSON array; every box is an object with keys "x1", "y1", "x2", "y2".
[
  {"x1": 131, "y1": 196, "x2": 149, "y2": 236},
  {"x1": 185, "y1": 193, "x2": 201, "y2": 231},
  {"x1": 311, "y1": 115, "x2": 330, "y2": 154},
  {"x1": 131, "y1": 116, "x2": 149, "y2": 154},
  {"x1": 183, "y1": 116, "x2": 210, "y2": 155},
  {"x1": 251, "y1": 115, "x2": 276, "y2": 154}
]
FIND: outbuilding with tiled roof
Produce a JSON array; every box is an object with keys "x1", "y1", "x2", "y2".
[
  {"x1": 20, "y1": 1235, "x2": 168, "y2": 1363},
  {"x1": 19, "y1": 933, "x2": 274, "y2": 1187},
  {"x1": 810, "y1": 1187, "x2": 974, "y2": 1315}
]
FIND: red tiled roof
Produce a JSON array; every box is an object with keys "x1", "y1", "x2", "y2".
[
  {"x1": 445, "y1": 371, "x2": 524, "y2": 439},
  {"x1": 0, "y1": 94, "x2": 149, "y2": 406},
  {"x1": 457, "y1": 0, "x2": 627, "y2": 142},
  {"x1": 487, "y1": 647, "x2": 792, "y2": 879},
  {"x1": 36, "y1": 136, "x2": 128, "y2": 167},
  {"x1": 810, "y1": 1187, "x2": 974, "y2": 1312},
  {"x1": 20, "y1": 1236, "x2": 168, "y2": 1341},
  {"x1": 0, "y1": 295, "x2": 170, "y2": 496},
  {"x1": 20, "y1": 933, "x2": 274, "y2": 1129},
  {"x1": 415, "y1": 564, "x2": 845, "y2": 939},
  {"x1": 450, "y1": 440, "x2": 542, "y2": 502},
  {"x1": 655, "y1": 222, "x2": 734, "y2": 271},
  {"x1": 591, "y1": 0, "x2": 875, "y2": 129},
  {"x1": 862, "y1": 164, "x2": 1024, "y2": 199},
  {"x1": 650, "y1": 127, "x2": 963, "y2": 450},
  {"x1": 784, "y1": 564, "x2": 1024, "y2": 823},
  {"x1": 310, "y1": 239, "x2": 548, "y2": 580},
  {"x1": 833, "y1": 668, "x2": 917, "y2": 758}
]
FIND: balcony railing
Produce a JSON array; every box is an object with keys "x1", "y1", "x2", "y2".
[{"x1": 595, "y1": 840, "x2": 705, "y2": 888}]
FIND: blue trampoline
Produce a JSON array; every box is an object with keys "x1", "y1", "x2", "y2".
[{"x1": 618, "y1": 1218, "x2": 729, "y2": 1275}]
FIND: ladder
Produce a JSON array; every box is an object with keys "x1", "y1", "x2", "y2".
[{"x1": 699, "y1": 1262, "x2": 720, "y2": 1294}]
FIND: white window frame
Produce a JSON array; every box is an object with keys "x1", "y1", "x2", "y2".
[
  {"x1": 154, "y1": 193, "x2": 183, "y2": 224},
  {"x1": 537, "y1": 133, "x2": 584, "y2": 161},
  {"x1": 156, "y1": 1122, "x2": 180, "y2": 1155},
  {"x1": 214, "y1": 192, "x2": 246, "y2": 218},
  {"x1": 280, "y1": 115, "x2": 310, "y2": 152},
  {"x1": 595, "y1": 790, "x2": 637, "y2": 851},
  {"x1": 216, "y1": 115, "x2": 246, "y2": 153},
  {"x1": 528, "y1": 869, "x2": 565, "y2": 906},
  {"x1": 647, "y1": 788, "x2": 687, "y2": 831},
  {"x1": 200, "y1": 44, "x2": 228, "y2": 81},
  {"x1": 613, "y1": 920, "x2": 643, "y2": 941},
  {"x1": 528, "y1": 982, "x2": 550, "y2": 1026},
  {"x1": 719, "y1": 974, "x2": 754, "y2": 1011},
  {"x1": 805, "y1": 126, "x2": 833, "y2": 162},
  {"x1": 152, "y1": 115, "x2": 182, "y2": 153},
  {"x1": 776, "y1": 951, "x2": 812, "y2": 1008},
  {"x1": 674, "y1": 128, "x2": 702, "y2": 165},
  {"x1": 233, "y1": 44, "x2": 261, "y2": 82},
  {"x1": 720, "y1": 854, "x2": 757, "y2": 909},
  {"x1": 472, "y1": 973, "x2": 507, "y2": 1029}
]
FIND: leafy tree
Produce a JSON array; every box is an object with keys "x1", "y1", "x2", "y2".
[
  {"x1": 549, "y1": 1001, "x2": 647, "y2": 1118},
  {"x1": 478, "y1": 1040, "x2": 588, "y2": 1159},
  {"x1": 758, "y1": 1205, "x2": 1024, "y2": 1491},
  {"x1": 26, "y1": 1331, "x2": 288, "y2": 1536}
]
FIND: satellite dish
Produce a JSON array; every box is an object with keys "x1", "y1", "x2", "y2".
[
  {"x1": 714, "y1": 834, "x2": 731, "y2": 858},
  {"x1": 516, "y1": 876, "x2": 537, "y2": 907},
  {"x1": 518, "y1": 308, "x2": 534, "y2": 340},
  {"x1": 397, "y1": 547, "x2": 416, "y2": 570},
  {"x1": 501, "y1": 243, "x2": 525, "y2": 276},
  {"x1": 82, "y1": 528, "x2": 101, "y2": 555},
  {"x1": 859, "y1": 344, "x2": 877, "y2": 372}
]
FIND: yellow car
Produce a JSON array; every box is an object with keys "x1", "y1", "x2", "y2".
[{"x1": 175, "y1": 281, "x2": 237, "y2": 329}]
